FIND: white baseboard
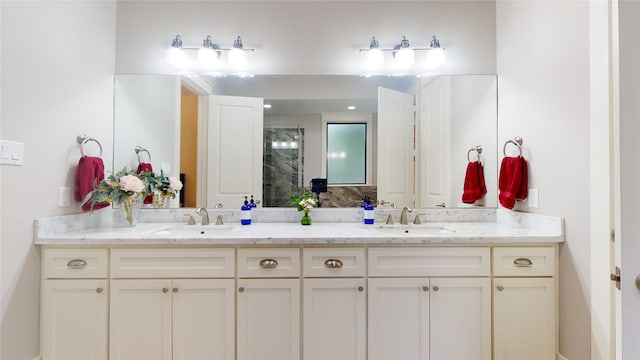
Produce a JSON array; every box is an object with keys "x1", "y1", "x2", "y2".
[{"x1": 557, "y1": 353, "x2": 569, "y2": 360}]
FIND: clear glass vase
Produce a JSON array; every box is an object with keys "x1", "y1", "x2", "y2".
[
  {"x1": 117, "y1": 195, "x2": 142, "y2": 226},
  {"x1": 154, "y1": 194, "x2": 173, "y2": 208},
  {"x1": 300, "y1": 210, "x2": 312, "y2": 225}
]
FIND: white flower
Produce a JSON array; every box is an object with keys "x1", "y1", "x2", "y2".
[
  {"x1": 119, "y1": 175, "x2": 144, "y2": 193},
  {"x1": 168, "y1": 177, "x2": 183, "y2": 192}
]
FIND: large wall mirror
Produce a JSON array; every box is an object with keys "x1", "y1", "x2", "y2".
[{"x1": 113, "y1": 74, "x2": 497, "y2": 208}]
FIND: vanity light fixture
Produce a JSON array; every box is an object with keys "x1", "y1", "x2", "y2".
[
  {"x1": 359, "y1": 35, "x2": 446, "y2": 74},
  {"x1": 166, "y1": 34, "x2": 255, "y2": 73}
]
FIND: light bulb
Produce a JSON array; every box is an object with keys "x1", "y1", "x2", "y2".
[
  {"x1": 197, "y1": 47, "x2": 219, "y2": 69},
  {"x1": 166, "y1": 47, "x2": 188, "y2": 68},
  {"x1": 395, "y1": 47, "x2": 415, "y2": 68},
  {"x1": 425, "y1": 48, "x2": 445, "y2": 69},
  {"x1": 229, "y1": 48, "x2": 247, "y2": 69},
  {"x1": 366, "y1": 48, "x2": 384, "y2": 70}
]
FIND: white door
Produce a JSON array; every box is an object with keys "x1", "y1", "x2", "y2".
[
  {"x1": 493, "y1": 278, "x2": 556, "y2": 360},
  {"x1": 237, "y1": 279, "x2": 300, "y2": 360},
  {"x1": 110, "y1": 279, "x2": 173, "y2": 360},
  {"x1": 172, "y1": 279, "x2": 235, "y2": 360},
  {"x1": 303, "y1": 278, "x2": 366, "y2": 360},
  {"x1": 368, "y1": 278, "x2": 429, "y2": 360},
  {"x1": 617, "y1": 1, "x2": 640, "y2": 357},
  {"x1": 207, "y1": 95, "x2": 263, "y2": 208},
  {"x1": 418, "y1": 76, "x2": 452, "y2": 207},
  {"x1": 377, "y1": 87, "x2": 414, "y2": 207},
  {"x1": 429, "y1": 277, "x2": 491, "y2": 360},
  {"x1": 41, "y1": 280, "x2": 108, "y2": 360}
]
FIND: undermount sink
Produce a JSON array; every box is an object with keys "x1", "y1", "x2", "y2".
[
  {"x1": 152, "y1": 224, "x2": 239, "y2": 236},
  {"x1": 373, "y1": 224, "x2": 456, "y2": 235}
]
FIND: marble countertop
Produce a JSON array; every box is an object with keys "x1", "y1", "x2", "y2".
[{"x1": 35, "y1": 208, "x2": 564, "y2": 246}]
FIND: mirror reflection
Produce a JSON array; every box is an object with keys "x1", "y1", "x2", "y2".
[{"x1": 113, "y1": 74, "x2": 497, "y2": 208}]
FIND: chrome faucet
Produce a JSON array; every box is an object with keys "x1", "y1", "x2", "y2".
[
  {"x1": 196, "y1": 207, "x2": 210, "y2": 225},
  {"x1": 400, "y1": 206, "x2": 412, "y2": 225}
]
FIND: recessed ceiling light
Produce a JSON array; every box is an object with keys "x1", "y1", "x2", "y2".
[
  {"x1": 347, "y1": 105, "x2": 356, "y2": 110},
  {"x1": 264, "y1": 104, "x2": 272, "y2": 109}
]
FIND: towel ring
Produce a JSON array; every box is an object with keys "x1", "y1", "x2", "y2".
[
  {"x1": 503, "y1": 136, "x2": 523, "y2": 157},
  {"x1": 76, "y1": 134, "x2": 103, "y2": 157},
  {"x1": 135, "y1": 146, "x2": 151, "y2": 163},
  {"x1": 467, "y1": 145, "x2": 483, "y2": 162}
]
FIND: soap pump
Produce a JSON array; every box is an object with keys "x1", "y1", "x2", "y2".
[
  {"x1": 249, "y1": 195, "x2": 257, "y2": 208},
  {"x1": 363, "y1": 196, "x2": 375, "y2": 225},
  {"x1": 241, "y1": 196, "x2": 252, "y2": 225}
]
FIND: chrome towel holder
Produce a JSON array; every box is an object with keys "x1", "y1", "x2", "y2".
[
  {"x1": 135, "y1": 146, "x2": 151, "y2": 164},
  {"x1": 503, "y1": 136, "x2": 523, "y2": 157},
  {"x1": 76, "y1": 134, "x2": 103, "y2": 157},
  {"x1": 467, "y1": 145, "x2": 483, "y2": 162}
]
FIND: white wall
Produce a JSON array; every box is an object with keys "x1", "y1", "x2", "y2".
[
  {"x1": 0, "y1": 1, "x2": 116, "y2": 358},
  {"x1": 114, "y1": 1, "x2": 496, "y2": 75},
  {"x1": 496, "y1": 1, "x2": 590, "y2": 359}
]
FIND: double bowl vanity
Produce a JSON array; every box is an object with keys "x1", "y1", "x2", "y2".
[{"x1": 35, "y1": 208, "x2": 563, "y2": 360}]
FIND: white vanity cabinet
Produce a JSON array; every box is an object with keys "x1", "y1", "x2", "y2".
[
  {"x1": 236, "y1": 248, "x2": 301, "y2": 360},
  {"x1": 109, "y1": 248, "x2": 235, "y2": 360},
  {"x1": 40, "y1": 249, "x2": 109, "y2": 360},
  {"x1": 303, "y1": 248, "x2": 367, "y2": 360},
  {"x1": 492, "y1": 247, "x2": 557, "y2": 360},
  {"x1": 367, "y1": 247, "x2": 492, "y2": 360}
]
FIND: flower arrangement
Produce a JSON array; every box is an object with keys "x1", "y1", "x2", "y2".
[
  {"x1": 138, "y1": 170, "x2": 183, "y2": 208},
  {"x1": 290, "y1": 191, "x2": 317, "y2": 225},
  {"x1": 82, "y1": 168, "x2": 183, "y2": 225}
]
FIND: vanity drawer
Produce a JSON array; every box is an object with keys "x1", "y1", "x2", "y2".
[
  {"x1": 368, "y1": 247, "x2": 491, "y2": 277},
  {"x1": 238, "y1": 248, "x2": 300, "y2": 278},
  {"x1": 111, "y1": 248, "x2": 235, "y2": 278},
  {"x1": 303, "y1": 248, "x2": 365, "y2": 277},
  {"x1": 493, "y1": 247, "x2": 555, "y2": 277},
  {"x1": 43, "y1": 248, "x2": 109, "y2": 279}
]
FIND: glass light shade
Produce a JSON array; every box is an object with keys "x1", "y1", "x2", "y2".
[
  {"x1": 425, "y1": 48, "x2": 446, "y2": 69},
  {"x1": 228, "y1": 48, "x2": 248, "y2": 70},
  {"x1": 395, "y1": 47, "x2": 415, "y2": 68},
  {"x1": 166, "y1": 47, "x2": 188, "y2": 68},
  {"x1": 366, "y1": 48, "x2": 384, "y2": 69},
  {"x1": 197, "y1": 47, "x2": 219, "y2": 69}
]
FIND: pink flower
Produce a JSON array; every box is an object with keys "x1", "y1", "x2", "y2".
[
  {"x1": 169, "y1": 177, "x2": 183, "y2": 192},
  {"x1": 119, "y1": 175, "x2": 144, "y2": 193}
]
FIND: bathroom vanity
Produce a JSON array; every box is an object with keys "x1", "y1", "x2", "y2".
[{"x1": 35, "y1": 208, "x2": 562, "y2": 360}]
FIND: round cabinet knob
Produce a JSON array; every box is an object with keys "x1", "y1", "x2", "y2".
[
  {"x1": 422, "y1": 286, "x2": 429, "y2": 292},
  {"x1": 357, "y1": 286, "x2": 364, "y2": 292},
  {"x1": 96, "y1": 288, "x2": 103, "y2": 293},
  {"x1": 432, "y1": 286, "x2": 439, "y2": 292},
  {"x1": 173, "y1": 288, "x2": 179, "y2": 293},
  {"x1": 239, "y1": 287, "x2": 245, "y2": 293},
  {"x1": 497, "y1": 285, "x2": 504, "y2": 291},
  {"x1": 162, "y1": 288, "x2": 169, "y2": 293}
]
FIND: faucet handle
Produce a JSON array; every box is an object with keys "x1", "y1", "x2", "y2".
[
  {"x1": 413, "y1": 213, "x2": 426, "y2": 225},
  {"x1": 385, "y1": 214, "x2": 394, "y2": 225},
  {"x1": 184, "y1": 214, "x2": 196, "y2": 225},
  {"x1": 215, "y1": 215, "x2": 224, "y2": 225}
]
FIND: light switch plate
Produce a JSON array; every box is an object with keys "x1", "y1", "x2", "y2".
[
  {"x1": 528, "y1": 188, "x2": 539, "y2": 208},
  {"x1": 0, "y1": 140, "x2": 24, "y2": 166}
]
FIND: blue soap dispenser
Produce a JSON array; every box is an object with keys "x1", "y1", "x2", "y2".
[
  {"x1": 249, "y1": 195, "x2": 257, "y2": 208},
  {"x1": 241, "y1": 196, "x2": 252, "y2": 225},
  {"x1": 363, "y1": 196, "x2": 375, "y2": 225}
]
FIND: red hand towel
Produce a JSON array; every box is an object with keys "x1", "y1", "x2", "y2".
[
  {"x1": 462, "y1": 161, "x2": 488, "y2": 204},
  {"x1": 136, "y1": 162, "x2": 154, "y2": 204},
  {"x1": 498, "y1": 156, "x2": 528, "y2": 209},
  {"x1": 75, "y1": 156, "x2": 110, "y2": 212}
]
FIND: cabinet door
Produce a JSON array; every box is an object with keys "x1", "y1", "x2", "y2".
[
  {"x1": 368, "y1": 278, "x2": 429, "y2": 360},
  {"x1": 493, "y1": 278, "x2": 556, "y2": 360},
  {"x1": 237, "y1": 279, "x2": 300, "y2": 360},
  {"x1": 303, "y1": 278, "x2": 366, "y2": 360},
  {"x1": 41, "y1": 280, "x2": 108, "y2": 360},
  {"x1": 172, "y1": 279, "x2": 235, "y2": 360},
  {"x1": 430, "y1": 277, "x2": 491, "y2": 360},
  {"x1": 110, "y1": 279, "x2": 173, "y2": 360}
]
